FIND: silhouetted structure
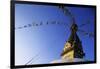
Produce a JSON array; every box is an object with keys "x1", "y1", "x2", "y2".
[{"x1": 61, "y1": 23, "x2": 85, "y2": 60}]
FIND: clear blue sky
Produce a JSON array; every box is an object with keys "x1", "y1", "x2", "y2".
[{"x1": 15, "y1": 3, "x2": 95, "y2": 65}]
